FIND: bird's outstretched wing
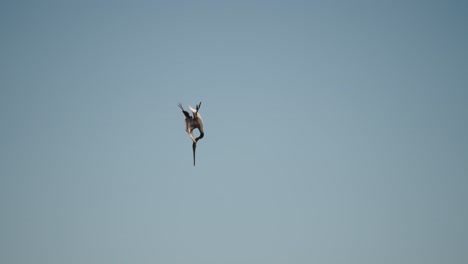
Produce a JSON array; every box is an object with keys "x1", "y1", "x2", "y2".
[{"x1": 178, "y1": 103, "x2": 190, "y2": 118}]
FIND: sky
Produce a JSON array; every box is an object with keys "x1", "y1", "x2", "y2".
[{"x1": 1, "y1": 0, "x2": 467, "y2": 263}]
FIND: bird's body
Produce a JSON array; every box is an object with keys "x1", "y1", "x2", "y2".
[{"x1": 178, "y1": 102, "x2": 204, "y2": 166}]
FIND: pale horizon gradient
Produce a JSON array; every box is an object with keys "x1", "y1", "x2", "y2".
[{"x1": 1, "y1": 1, "x2": 467, "y2": 263}]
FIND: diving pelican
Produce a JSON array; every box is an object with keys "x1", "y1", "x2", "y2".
[{"x1": 178, "y1": 102, "x2": 204, "y2": 166}]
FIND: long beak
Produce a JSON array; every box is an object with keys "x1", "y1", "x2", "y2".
[{"x1": 192, "y1": 142, "x2": 196, "y2": 166}]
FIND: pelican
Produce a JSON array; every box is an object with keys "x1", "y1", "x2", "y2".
[{"x1": 178, "y1": 102, "x2": 204, "y2": 166}]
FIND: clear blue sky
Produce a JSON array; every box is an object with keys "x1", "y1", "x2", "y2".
[{"x1": 1, "y1": 0, "x2": 467, "y2": 263}]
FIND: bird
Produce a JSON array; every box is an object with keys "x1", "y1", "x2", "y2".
[{"x1": 178, "y1": 102, "x2": 204, "y2": 166}]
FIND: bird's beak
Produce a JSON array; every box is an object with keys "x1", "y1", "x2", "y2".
[{"x1": 192, "y1": 142, "x2": 196, "y2": 166}]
